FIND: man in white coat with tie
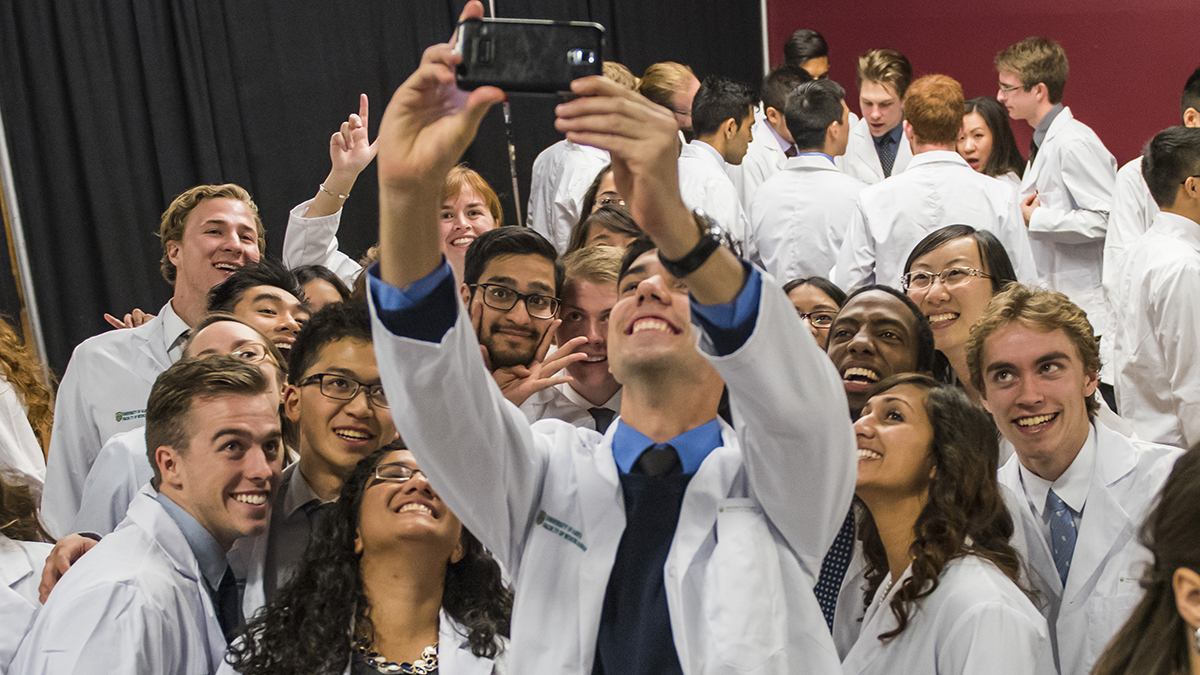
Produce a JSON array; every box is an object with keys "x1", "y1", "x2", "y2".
[
  {"x1": 363, "y1": 9, "x2": 856, "y2": 671},
  {"x1": 42, "y1": 184, "x2": 266, "y2": 537},
  {"x1": 841, "y1": 49, "x2": 914, "y2": 185},
  {"x1": 727, "y1": 65, "x2": 810, "y2": 210},
  {"x1": 996, "y1": 37, "x2": 1117, "y2": 388},
  {"x1": 749, "y1": 78, "x2": 863, "y2": 281},
  {"x1": 13, "y1": 356, "x2": 283, "y2": 674},
  {"x1": 967, "y1": 284, "x2": 1182, "y2": 675},
  {"x1": 835, "y1": 74, "x2": 1038, "y2": 291}
]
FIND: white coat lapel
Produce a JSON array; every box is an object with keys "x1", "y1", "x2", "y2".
[
  {"x1": 439, "y1": 609, "x2": 497, "y2": 675},
  {"x1": 576, "y1": 427, "x2": 626, "y2": 658},
  {"x1": 852, "y1": 122, "x2": 883, "y2": 183},
  {"x1": 999, "y1": 461, "x2": 1061, "y2": 597},
  {"x1": 133, "y1": 317, "x2": 174, "y2": 381},
  {"x1": 1063, "y1": 425, "x2": 1137, "y2": 604}
]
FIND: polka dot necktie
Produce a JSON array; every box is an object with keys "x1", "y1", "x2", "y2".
[
  {"x1": 1047, "y1": 489, "x2": 1078, "y2": 587},
  {"x1": 814, "y1": 507, "x2": 856, "y2": 630},
  {"x1": 878, "y1": 135, "x2": 897, "y2": 178}
]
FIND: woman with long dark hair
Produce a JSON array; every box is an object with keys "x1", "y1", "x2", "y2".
[
  {"x1": 1092, "y1": 444, "x2": 1200, "y2": 675},
  {"x1": 841, "y1": 373, "x2": 1053, "y2": 675},
  {"x1": 959, "y1": 96, "x2": 1025, "y2": 189},
  {"x1": 0, "y1": 471, "x2": 54, "y2": 670},
  {"x1": 227, "y1": 445, "x2": 511, "y2": 674}
]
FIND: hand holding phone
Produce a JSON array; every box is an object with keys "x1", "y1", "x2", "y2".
[{"x1": 455, "y1": 18, "x2": 605, "y2": 94}]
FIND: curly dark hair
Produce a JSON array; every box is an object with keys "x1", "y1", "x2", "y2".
[
  {"x1": 226, "y1": 446, "x2": 512, "y2": 674},
  {"x1": 857, "y1": 373, "x2": 1021, "y2": 641}
]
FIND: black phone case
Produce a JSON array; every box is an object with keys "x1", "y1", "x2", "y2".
[{"x1": 455, "y1": 18, "x2": 604, "y2": 94}]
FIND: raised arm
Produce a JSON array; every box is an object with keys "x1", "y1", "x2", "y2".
[{"x1": 305, "y1": 94, "x2": 378, "y2": 219}]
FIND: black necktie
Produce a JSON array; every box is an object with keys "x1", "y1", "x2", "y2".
[
  {"x1": 814, "y1": 508, "x2": 856, "y2": 630},
  {"x1": 215, "y1": 564, "x2": 242, "y2": 642},
  {"x1": 784, "y1": 144, "x2": 798, "y2": 158},
  {"x1": 1029, "y1": 138, "x2": 1039, "y2": 164},
  {"x1": 878, "y1": 135, "x2": 897, "y2": 178},
  {"x1": 588, "y1": 407, "x2": 616, "y2": 434},
  {"x1": 636, "y1": 444, "x2": 681, "y2": 477}
]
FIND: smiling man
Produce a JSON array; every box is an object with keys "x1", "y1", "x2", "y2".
[
  {"x1": 43, "y1": 184, "x2": 266, "y2": 537},
  {"x1": 967, "y1": 284, "x2": 1181, "y2": 675},
  {"x1": 13, "y1": 356, "x2": 282, "y2": 674},
  {"x1": 206, "y1": 257, "x2": 310, "y2": 359}
]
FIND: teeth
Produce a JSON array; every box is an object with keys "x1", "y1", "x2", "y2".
[
  {"x1": 336, "y1": 429, "x2": 370, "y2": 440},
  {"x1": 214, "y1": 263, "x2": 240, "y2": 271},
  {"x1": 233, "y1": 493, "x2": 266, "y2": 505},
  {"x1": 452, "y1": 237, "x2": 474, "y2": 246},
  {"x1": 1016, "y1": 414, "x2": 1057, "y2": 428},
  {"x1": 843, "y1": 367, "x2": 880, "y2": 382},
  {"x1": 632, "y1": 318, "x2": 672, "y2": 334},
  {"x1": 400, "y1": 503, "x2": 432, "y2": 515},
  {"x1": 585, "y1": 355, "x2": 606, "y2": 363},
  {"x1": 928, "y1": 313, "x2": 958, "y2": 323},
  {"x1": 274, "y1": 342, "x2": 291, "y2": 351},
  {"x1": 858, "y1": 448, "x2": 882, "y2": 460}
]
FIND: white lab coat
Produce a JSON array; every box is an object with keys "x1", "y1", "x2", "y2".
[
  {"x1": 678, "y1": 141, "x2": 751, "y2": 246},
  {"x1": 1112, "y1": 212, "x2": 1200, "y2": 448},
  {"x1": 526, "y1": 140, "x2": 611, "y2": 254},
  {"x1": 42, "y1": 301, "x2": 186, "y2": 538},
  {"x1": 841, "y1": 117, "x2": 912, "y2": 185},
  {"x1": 840, "y1": 555, "x2": 1055, "y2": 675},
  {"x1": 0, "y1": 535, "x2": 52, "y2": 675},
  {"x1": 519, "y1": 382, "x2": 621, "y2": 429},
  {"x1": 0, "y1": 375, "x2": 45, "y2": 492},
  {"x1": 71, "y1": 426, "x2": 150, "y2": 535},
  {"x1": 368, "y1": 271, "x2": 856, "y2": 674},
  {"x1": 1019, "y1": 107, "x2": 1117, "y2": 360},
  {"x1": 281, "y1": 198, "x2": 363, "y2": 287},
  {"x1": 748, "y1": 154, "x2": 866, "y2": 282},
  {"x1": 1103, "y1": 156, "x2": 1158, "y2": 333},
  {"x1": 834, "y1": 151, "x2": 1039, "y2": 291},
  {"x1": 10, "y1": 492, "x2": 228, "y2": 674},
  {"x1": 999, "y1": 421, "x2": 1181, "y2": 675},
  {"x1": 727, "y1": 116, "x2": 788, "y2": 211}
]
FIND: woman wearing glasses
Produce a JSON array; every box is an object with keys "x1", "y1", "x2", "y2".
[
  {"x1": 227, "y1": 445, "x2": 511, "y2": 675},
  {"x1": 782, "y1": 276, "x2": 846, "y2": 347},
  {"x1": 901, "y1": 225, "x2": 1018, "y2": 403}
]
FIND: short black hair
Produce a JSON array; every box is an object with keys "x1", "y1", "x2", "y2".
[
  {"x1": 463, "y1": 227, "x2": 564, "y2": 297},
  {"x1": 842, "y1": 284, "x2": 936, "y2": 374},
  {"x1": 617, "y1": 235, "x2": 658, "y2": 284},
  {"x1": 691, "y1": 76, "x2": 756, "y2": 139},
  {"x1": 293, "y1": 264, "x2": 351, "y2": 303},
  {"x1": 207, "y1": 257, "x2": 306, "y2": 314},
  {"x1": 1142, "y1": 126, "x2": 1200, "y2": 208},
  {"x1": 785, "y1": 79, "x2": 847, "y2": 152},
  {"x1": 287, "y1": 302, "x2": 372, "y2": 384},
  {"x1": 782, "y1": 276, "x2": 847, "y2": 308},
  {"x1": 903, "y1": 224, "x2": 1018, "y2": 295},
  {"x1": 783, "y1": 29, "x2": 828, "y2": 68},
  {"x1": 761, "y1": 65, "x2": 812, "y2": 114},
  {"x1": 1183, "y1": 66, "x2": 1200, "y2": 119}
]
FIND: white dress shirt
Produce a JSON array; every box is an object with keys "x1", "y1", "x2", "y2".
[
  {"x1": 748, "y1": 153, "x2": 866, "y2": 281},
  {"x1": 42, "y1": 301, "x2": 188, "y2": 538},
  {"x1": 520, "y1": 382, "x2": 621, "y2": 429},
  {"x1": 834, "y1": 151, "x2": 1039, "y2": 291},
  {"x1": 1113, "y1": 212, "x2": 1200, "y2": 447},
  {"x1": 678, "y1": 141, "x2": 750, "y2": 245},
  {"x1": 527, "y1": 140, "x2": 611, "y2": 254}
]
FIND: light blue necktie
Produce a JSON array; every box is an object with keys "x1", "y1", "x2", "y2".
[{"x1": 1047, "y1": 489, "x2": 1078, "y2": 586}]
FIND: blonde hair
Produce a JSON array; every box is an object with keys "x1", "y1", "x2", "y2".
[
  {"x1": 856, "y1": 49, "x2": 914, "y2": 100},
  {"x1": 904, "y1": 75, "x2": 965, "y2": 147},
  {"x1": 995, "y1": 37, "x2": 1069, "y2": 104},
  {"x1": 0, "y1": 317, "x2": 53, "y2": 454},
  {"x1": 638, "y1": 62, "x2": 696, "y2": 110},
  {"x1": 158, "y1": 184, "x2": 265, "y2": 285},
  {"x1": 563, "y1": 244, "x2": 623, "y2": 288},
  {"x1": 603, "y1": 61, "x2": 638, "y2": 91}
]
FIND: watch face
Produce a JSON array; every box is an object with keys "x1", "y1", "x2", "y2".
[{"x1": 694, "y1": 210, "x2": 742, "y2": 258}]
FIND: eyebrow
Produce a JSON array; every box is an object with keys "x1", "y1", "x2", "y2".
[
  {"x1": 1035, "y1": 351, "x2": 1071, "y2": 366},
  {"x1": 323, "y1": 366, "x2": 381, "y2": 384},
  {"x1": 878, "y1": 395, "x2": 915, "y2": 411}
]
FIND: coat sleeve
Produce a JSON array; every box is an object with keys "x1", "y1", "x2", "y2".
[
  {"x1": 1151, "y1": 262, "x2": 1200, "y2": 448},
  {"x1": 71, "y1": 431, "x2": 143, "y2": 536},
  {"x1": 282, "y1": 199, "x2": 363, "y2": 287},
  {"x1": 997, "y1": 194, "x2": 1041, "y2": 285},
  {"x1": 694, "y1": 277, "x2": 857, "y2": 580},
  {"x1": 41, "y1": 348, "x2": 101, "y2": 538},
  {"x1": 1027, "y1": 141, "x2": 1117, "y2": 245}
]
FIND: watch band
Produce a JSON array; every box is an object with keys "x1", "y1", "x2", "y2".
[{"x1": 658, "y1": 211, "x2": 723, "y2": 278}]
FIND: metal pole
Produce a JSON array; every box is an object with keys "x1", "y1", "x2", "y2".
[{"x1": 0, "y1": 100, "x2": 49, "y2": 369}]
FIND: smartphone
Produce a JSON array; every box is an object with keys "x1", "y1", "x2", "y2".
[{"x1": 455, "y1": 17, "x2": 605, "y2": 94}]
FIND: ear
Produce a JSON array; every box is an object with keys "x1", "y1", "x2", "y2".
[
  {"x1": 156, "y1": 445, "x2": 184, "y2": 491},
  {"x1": 903, "y1": 120, "x2": 915, "y2": 142},
  {"x1": 980, "y1": 391, "x2": 993, "y2": 415},
  {"x1": 721, "y1": 117, "x2": 738, "y2": 140},
  {"x1": 165, "y1": 239, "x2": 182, "y2": 268},
  {"x1": 283, "y1": 383, "x2": 302, "y2": 422},
  {"x1": 459, "y1": 282, "x2": 472, "y2": 308},
  {"x1": 1185, "y1": 107, "x2": 1200, "y2": 129},
  {"x1": 1034, "y1": 82, "x2": 1050, "y2": 104},
  {"x1": 354, "y1": 528, "x2": 364, "y2": 556},
  {"x1": 1082, "y1": 368, "x2": 1099, "y2": 399},
  {"x1": 1174, "y1": 567, "x2": 1200, "y2": 630},
  {"x1": 764, "y1": 106, "x2": 783, "y2": 126},
  {"x1": 449, "y1": 536, "x2": 466, "y2": 565}
]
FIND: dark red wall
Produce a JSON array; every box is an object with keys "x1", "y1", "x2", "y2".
[{"x1": 765, "y1": 0, "x2": 1200, "y2": 164}]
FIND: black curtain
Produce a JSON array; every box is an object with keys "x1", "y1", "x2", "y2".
[{"x1": 0, "y1": 0, "x2": 761, "y2": 375}]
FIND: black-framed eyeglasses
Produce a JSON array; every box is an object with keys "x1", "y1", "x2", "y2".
[
  {"x1": 300, "y1": 373, "x2": 389, "y2": 408},
  {"x1": 597, "y1": 196, "x2": 625, "y2": 207},
  {"x1": 997, "y1": 82, "x2": 1026, "y2": 94},
  {"x1": 796, "y1": 310, "x2": 837, "y2": 328},
  {"x1": 469, "y1": 283, "x2": 560, "y2": 319},
  {"x1": 372, "y1": 462, "x2": 427, "y2": 484},
  {"x1": 901, "y1": 266, "x2": 991, "y2": 291}
]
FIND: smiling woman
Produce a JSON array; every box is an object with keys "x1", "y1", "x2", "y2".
[{"x1": 227, "y1": 445, "x2": 511, "y2": 675}]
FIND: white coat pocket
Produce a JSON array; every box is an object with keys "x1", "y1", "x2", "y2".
[
  {"x1": 1084, "y1": 591, "x2": 1141, "y2": 666},
  {"x1": 707, "y1": 498, "x2": 786, "y2": 670}
]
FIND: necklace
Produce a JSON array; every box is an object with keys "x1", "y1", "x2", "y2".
[{"x1": 354, "y1": 639, "x2": 438, "y2": 674}]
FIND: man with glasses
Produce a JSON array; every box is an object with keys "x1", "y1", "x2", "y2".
[{"x1": 836, "y1": 74, "x2": 1037, "y2": 291}]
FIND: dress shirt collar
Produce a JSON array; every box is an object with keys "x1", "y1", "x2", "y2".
[
  {"x1": 872, "y1": 122, "x2": 904, "y2": 150},
  {"x1": 795, "y1": 151, "x2": 835, "y2": 164},
  {"x1": 766, "y1": 122, "x2": 791, "y2": 155},
  {"x1": 1018, "y1": 422, "x2": 1097, "y2": 518},
  {"x1": 283, "y1": 464, "x2": 329, "y2": 519},
  {"x1": 161, "y1": 300, "x2": 191, "y2": 362},
  {"x1": 1151, "y1": 211, "x2": 1200, "y2": 251},
  {"x1": 906, "y1": 150, "x2": 972, "y2": 170},
  {"x1": 611, "y1": 418, "x2": 723, "y2": 475},
  {"x1": 154, "y1": 491, "x2": 228, "y2": 592},
  {"x1": 562, "y1": 381, "x2": 621, "y2": 413},
  {"x1": 690, "y1": 140, "x2": 727, "y2": 168},
  {"x1": 1033, "y1": 103, "x2": 1064, "y2": 149}
]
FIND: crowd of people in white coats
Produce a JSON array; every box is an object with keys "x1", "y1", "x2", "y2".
[{"x1": 3, "y1": 2, "x2": 1200, "y2": 674}]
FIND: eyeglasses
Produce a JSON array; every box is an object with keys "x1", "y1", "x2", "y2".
[
  {"x1": 372, "y1": 462, "x2": 427, "y2": 484},
  {"x1": 597, "y1": 196, "x2": 625, "y2": 207},
  {"x1": 997, "y1": 82, "x2": 1026, "y2": 94},
  {"x1": 300, "y1": 373, "x2": 389, "y2": 408},
  {"x1": 901, "y1": 266, "x2": 992, "y2": 291},
  {"x1": 470, "y1": 283, "x2": 560, "y2": 319},
  {"x1": 796, "y1": 310, "x2": 837, "y2": 328}
]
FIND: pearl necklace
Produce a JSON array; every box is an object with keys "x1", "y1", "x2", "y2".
[{"x1": 354, "y1": 639, "x2": 438, "y2": 674}]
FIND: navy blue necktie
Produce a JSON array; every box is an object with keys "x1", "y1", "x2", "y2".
[
  {"x1": 1048, "y1": 490, "x2": 1078, "y2": 586},
  {"x1": 878, "y1": 135, "x2": 897, "y2": 178},
  {"x1": 215, "y1": 565, "x2": 241, "y2": 642},
  {"x1": 814, "y1": 508, "x2": 856, "y2": 630}
]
